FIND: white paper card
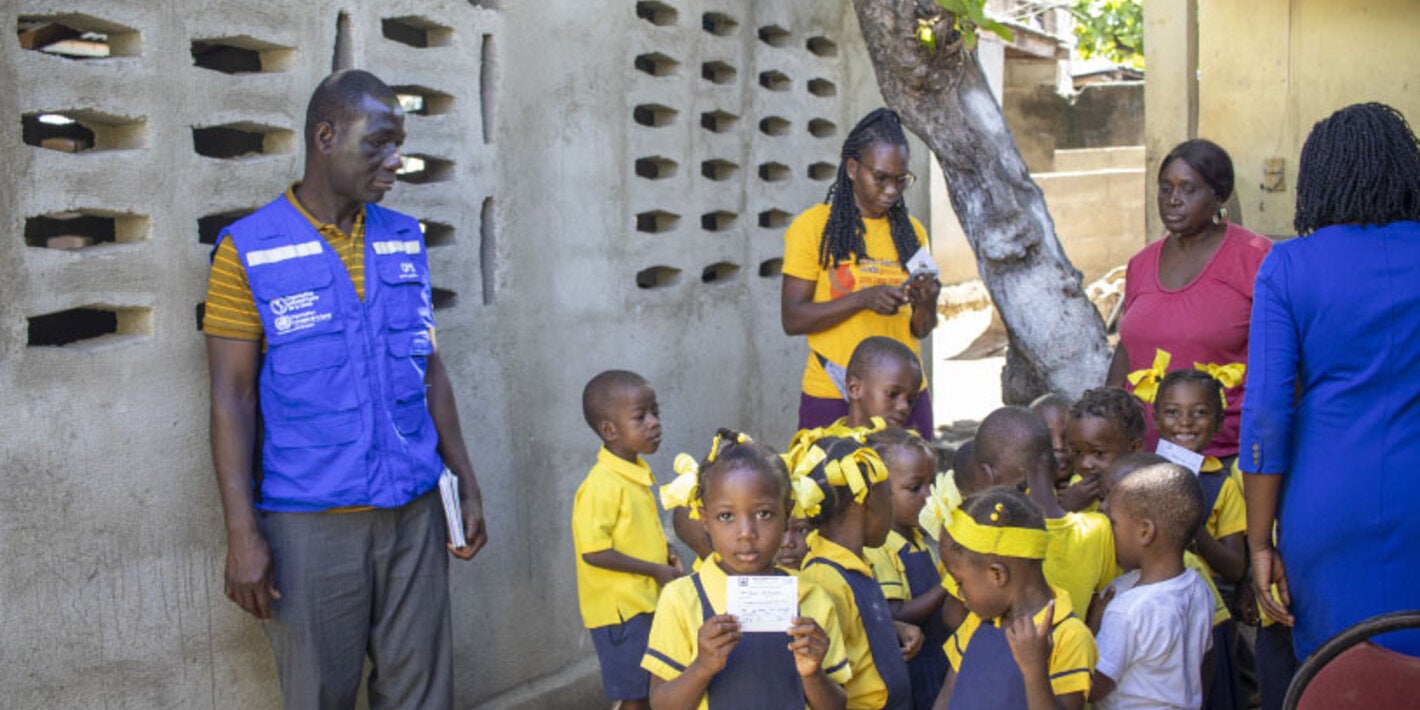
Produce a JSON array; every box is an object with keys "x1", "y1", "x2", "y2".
[
  {"x1": 438, "y1": 468, "x2": 467, "y2": 549},
  {"x1": 905, "y1": 246, "x2": 940, "y2": 277},
  {"x1": 725, "y1": 575, "x2": 798, "y2": 633},
  {"x1": 1156, "y1": 439, "x2": 1205, "y2": 475}
]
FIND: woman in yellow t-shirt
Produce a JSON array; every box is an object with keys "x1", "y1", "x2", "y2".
[{"x1": 780, "y1": 108, "x2": 940, "y2": 440}]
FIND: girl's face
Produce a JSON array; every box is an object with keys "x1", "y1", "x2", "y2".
[
  {"x1": 863, "y1": 480, "x2": 894, "y2": 548},
  {"x1": 1155, "y1": 381, "x2": 1220, "y2": 454},
  {"x1": 1067, "y1": 415, "x2": 1139, "y2": 479},
  {"x1": 942, "y1": 540, "x2": 1011, "y2": 619},
  {"x1": 699, "y1": 465, "x2": 788, "y2": 575},
  {"x1": 778, "y1": 517, "x2": 813, "y2": 570},
  {"x1": 885, "y1": 446, "x2": 934, "y2": 532}
]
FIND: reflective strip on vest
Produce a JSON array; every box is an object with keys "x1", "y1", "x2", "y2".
[
  {"x1": 245, "y1": 240, "x2": 324, "y2": 266},
  {"x1": 371, "y1": 239, "x2": 422, "y2": 255}
]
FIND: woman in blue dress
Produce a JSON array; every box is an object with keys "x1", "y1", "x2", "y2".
[{"x1": 1240, "y1": 102, "x2": 1420, "y2": 663}]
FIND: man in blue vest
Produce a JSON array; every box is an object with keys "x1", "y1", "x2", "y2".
[{"x1": 203, "y1": 69, "x2": 487, "y2": 709}]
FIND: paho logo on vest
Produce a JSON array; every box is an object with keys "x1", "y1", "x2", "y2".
[{"x1": 270, "y1": 290, "x2": 332, "y2": 334}]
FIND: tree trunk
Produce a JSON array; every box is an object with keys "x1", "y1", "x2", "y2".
[{"x1": 850, "y1": 0, "x2": 1110, "y2": 403}]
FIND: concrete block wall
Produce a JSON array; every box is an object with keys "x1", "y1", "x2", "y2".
[{"x1": 2, "y1": 1, "x2": 923, "y2": 707}]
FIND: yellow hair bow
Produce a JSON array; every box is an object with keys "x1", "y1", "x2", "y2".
[
  {"x1": 789, "y1": 474, "x2": 825, "y2": 519},
  {"x1": 919, "y1": 473, "x2": 1048, "y2": 559},
  {"x1": 918, "y1": 471, "x2": 963, "y2": 541},
  {"x1": 1127, "y1": 348, "x2": 1172, "y2": 403},
  {"x1": 659, "y1": 453, "x2": 702, "y2": 518},
  {"x1": 1194, "y1": 361, "x2": 1245, "y2": 409}
]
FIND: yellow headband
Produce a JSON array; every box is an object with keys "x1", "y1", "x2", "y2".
[
  {"x1": 1194, "y1": 361, "x2": 1245, "y2": 409},
  {"x1": 658, "y1": 430, "x2": 751, "y2": 519},
  {"x1": 1127, "y1": 348, "x2": 1171, "y2": 403},
  {"x1": 918, "y1": 473, "x2": 1049, "y2": 559}
]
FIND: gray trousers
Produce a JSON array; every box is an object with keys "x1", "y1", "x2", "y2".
[{"x1": 258, "y1": 490, "x2": 452, "y2": 710}]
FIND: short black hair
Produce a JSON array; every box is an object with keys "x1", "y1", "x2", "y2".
[
  {"x1": 951, "y1": 440, "x2": 991, "y2": 496},
  {"x1": 961, "y1": 486, "x2": 1046, "y2": 530},
  {"x1": 305, "y1": 69, "x2": 399, "y2": 142},
  {"x1": 1112, "y1": 462, "x2": 1205, "y2": 548},
  {"x1": 1294, "y1": 102, "x2": 1420, "y2": 235},
  {"x1": 846, "y1": 336, "x2": 921, "y2": 382},
  {"x1": 581, "y1": 370, "x2": 648, "y2": 432},
  {"x1": 1070, "y1": 387, "x2": 1146, "y2": 441},
  {"x1": 698, "y1": 429, "x2": 792, "y2": 511},
  {"x1": 867, "y1": 427, "x2": 937, "y2": 470},
  {"x1": 1104, "y1": 451, "x2": 1169, "y2": 488},
  {"x1": 973, "y1": 406, "x2": 1053, "y2": 473},
  {"x1": 1154, "y1": 369, "x2": 1224, "y2": 422},
  {"x1": 1160, "y1": 138, "x2": 1235, "y2": 202}
]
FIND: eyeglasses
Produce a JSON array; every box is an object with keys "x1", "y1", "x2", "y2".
[{"x1": 869, "y1": 168, "x2": 916, "y2": 191}]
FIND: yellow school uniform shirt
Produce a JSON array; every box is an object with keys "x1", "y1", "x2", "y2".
[
  {"x1": 799, "y1": 533, "x2": 897, "y2": 710},
  {"x1": 781, "y1": 202, "x2": 929, "y2": 398},
  {"x1": 944, "y1": 586, "x2": 1097, "y2": 697},
  {"x1": 1184, "y1": 551, "x2": 1232, "y2": 627},
  {"x1": 572, "y1": 447, "x2": 669, "y2": 629},
  {"x1": 1043, "y1": 512, "x2": 1119, "y2": 615},
  {"x1": 1202, "y1": 457, "x2": 1247, "y2": 540},
  {"x1": 203, "y1": 185, "x2": 367, "y2": 341},
  {"x1": 641, "y1": 554, "x2": 853, "y2": 708},
  {"x1": 865, "y1": 541, "x2": 909, "y2": 602}
]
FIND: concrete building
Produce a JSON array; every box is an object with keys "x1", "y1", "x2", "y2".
[
  {"x1": 1145, "y1": 0, "x2": 1420, "y2": 239},
  {"x1": 1, "y1": 1, "x2": 927, "y2": 707}
]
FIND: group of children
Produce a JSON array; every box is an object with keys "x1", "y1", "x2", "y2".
[{"x1": 571, "y1": 336, "x2": 1289, "y2": 709}]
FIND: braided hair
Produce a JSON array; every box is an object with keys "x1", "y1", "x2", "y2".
[
  {"x1": 819, "y1": 108, "x2": 920, "y2": 268},
  {"x1": 1295, "y1": 102, "x2": 1420, "y2": 235},
  {"x1": 1154, "y1": 369, "x2": 1224, "y2": 423},
  {"x1": 1070, "y1": 387, "x2": 1146, "y2": 441},
  {"x1": 697, "y1": 428, "x2": 792, "y2": 510}
]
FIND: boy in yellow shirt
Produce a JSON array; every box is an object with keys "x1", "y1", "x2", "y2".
[{"x1": 572, "y1": 370, "x2": 684, "y2": 709}]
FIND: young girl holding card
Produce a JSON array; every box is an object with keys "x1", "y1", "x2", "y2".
[
  {"x1": 644, "y1": 430, "x2": 850, "y2": 710},
  {"x1": 792, "y1": 431, "x2": 920, "y2": 710}
]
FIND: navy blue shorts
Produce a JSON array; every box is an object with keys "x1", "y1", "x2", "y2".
[{"x1": 589, "y1": 613, "x2": 653, "y2": 701}]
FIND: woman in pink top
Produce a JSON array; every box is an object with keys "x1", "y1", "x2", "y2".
[{"x1": 1106, "y1": 139, "x2": 1272, "y2": 460}]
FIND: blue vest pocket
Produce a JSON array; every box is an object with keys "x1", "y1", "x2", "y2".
[
  {"x1": 375, "y1": 257, "x2": 428, "y2": 330},
  {"x1": 267, "y1": 409, "x2": 362, "y2": 448},
  {"x1": 268, "y1": 333, "x2": 359, "y2": 411},
  {"x1": 391, "y1": 399, "x2": 429, "y2": 435}
]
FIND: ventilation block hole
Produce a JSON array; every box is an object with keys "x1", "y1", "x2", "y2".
[
  {"x1": 397, "y1": 154, "x2": 455, "y2": 184},
  {"x1": 701, "y1": 159, "x2": 739, "y2": 181},
  {"x1": 195, "y1": 302, "x2": 206, "y2": 331},
  {"x1": 758, "y1": 209, "x2": 791, "y2": 229},
  {"x1": 806, "y1": 36, "x2": 838, "y2": 58},
  {"x1": 702, "y1": 12, "x2": 738, "y2": 37},
  {"x1": 700, "y1": 110, "x2": 738, "y2": 133},
  {"x1": 192, "y1": 123, "x2": 293, "y2": 159},
  {"x1": 197, "y1": 209, "x2": 255, "y2": 245},
  {"x1": 421, "y1": 219, "x2": 455, "y2": 247},
  {"x1": 808, "y1": 78, "x2": 837, "y2": 97},
  {"x1": 634, "y1": 52, "x2": 679, "y2": 77},
  {"x1": 808, "y1": 118, "x2": 838, "y2": 138},
  {"x1": 190, "y1": 36, "x2": 294, "y2": 74},
  {"x1": 27, "y1": 305, "x2": 150, "y2": 347},
  {"x1": 636, "y1": 210, "x2": 680, "y2": 233},
  {"x1": 701, "y1": 262, "x2": 740, "y2": 284},
  {"x1": 479, "y1": 196, "x2": 495, "y2": 305},
  {"x1": 635, "y1": 156, "x2": 678, "y2": 180},
  {"x1": 701, "y1": 211, "x2": 737, "y2": 232},
  {"x1": 381, "y1": 16, "x2": 453, "y2": 48},
  {"x1": 25, "y1": 210, "x2": 148, "y2": 249},
  {"x1": 633, "y1": 104, "x2": 677, "y2": 128},
  {"x1": 480, "y1": 34, "x2": 497, "y2": 145},
  {"x1": 757, "y1": 25, "x2": 790, "y2": 47},
  {"x1": 17, "y1": 14, "x2": 141, "y2": 59},
  {"x1": 759, "y1": 116, "x2": 790, "y2": 137},
  {"x1": 758, "y1": 162, "x2": 790, "y2": 182},
  {"x1": 636, "y1": 1, "x2": 678, "y2": 26},
  {"x1": 431, "y1": 287, "x2": 458, "y2": 310},
  {"x1": 702, "y1": 61, "x2": 736, "y2": 85},
  {"x1": 636, "y1": 266, "x2": 680, "y2": 289},
  {"x1": 808, "y1": 162, "x2": 836, "y2": 181},
  {"x1": 22, "y1": 111, "x2": 145, "y2": 153},
  {"x1": 758, "y1": 258, "x2": 784, "y2": 277},
  {"x1": 758, "y1": 70, "x2": 790, "y2": 92},
  {"x1": 393, "y1": 85, "x2": 454, "y2": 116}
]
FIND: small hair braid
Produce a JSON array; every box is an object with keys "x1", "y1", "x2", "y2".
[{"x1": 820, "y1": 108, "x2": 920, "y2": 268}]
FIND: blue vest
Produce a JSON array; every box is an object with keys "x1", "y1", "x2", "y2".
[{"x1": 225, "y1": 195, "x2": 443, "y2": 512}]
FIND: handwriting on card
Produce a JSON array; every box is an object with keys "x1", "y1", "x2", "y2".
[{"x1": 725, "y1": 575, "x2": 798, "y2": 633}]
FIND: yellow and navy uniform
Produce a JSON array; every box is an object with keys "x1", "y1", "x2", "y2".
[
  {"x1": 799, "y1": 533, "x2": 912, "y2": 709},
  {"x1": 944, "y1": 586, "x2": 1097, "y2": 702},
  {"x1": 203, "y1": 184, "x2": 368, "y2": 341},
  {"x1": 641, "y1": 554, "x2": 853, "y2": 709},
  {"x1": 572, "y1": 447, "x2": 669, "y2": 629},
  {"x1": 1043, "y1": 511, "x2": 1120, "y2": 615},
  {"x1": 782, "y1": 203, "x2": 929, "y2": 398},
  {"x1": 865, "y1": 541, "x2": 910, "y2": 602},
  {"x1": 1184, "y1": 551, "x2": 1232, "y2": 627}
]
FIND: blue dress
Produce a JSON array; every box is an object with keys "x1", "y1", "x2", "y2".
[{"x1": 1240, "y1": 221, "x2": 1420, "y2": 661}]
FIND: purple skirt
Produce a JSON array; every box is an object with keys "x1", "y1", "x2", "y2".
[{"x1": 797, "y1": 390, "x2": 934, "y2": 441}]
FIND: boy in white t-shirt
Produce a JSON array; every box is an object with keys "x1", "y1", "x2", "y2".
[{"x1": 1087, "y1": 462, "x2": 1214, "y2": 709}]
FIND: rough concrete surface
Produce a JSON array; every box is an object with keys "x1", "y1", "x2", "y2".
[{"x1": 1, "y1": 1, "x2": 926, "y2": 707}]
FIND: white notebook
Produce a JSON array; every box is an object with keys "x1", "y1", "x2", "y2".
[{"x1": 438, "y1": 468, "x2": 467, "y2": 549}]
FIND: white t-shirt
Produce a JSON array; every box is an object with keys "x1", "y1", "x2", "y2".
[{"x1": 1095, "y1": 568, "x2": 1215, "y2": 710}]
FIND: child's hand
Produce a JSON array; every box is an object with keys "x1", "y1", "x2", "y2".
[
  {"x1": 693, "y1": 614, "x2": 742, "y2": 674},
  {"x1": 787, "y1": 616, "x2": 829, "y2": 677},
  {"x1": 1005, "y1": 600, "x2": 1054, "y2": 674},
  {"x1": 653, "y1": 563, "x2": 686, "y2": 587},
  {"x1": 1086, "y1": 586, "x2": 1115, "y2": 635},
  {"x1": 893, "y1": 620, "x2": 924, "y2": 661},
  {"x1": 667, "y1": 546, "x2": 684, "y2": 573},
  {"x1": 1058, "y1": 475, "x2": 1100, "y2": 512},
  {"x1": 1235, "y1": 575, "x2": 1261, "y2": 626}
]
